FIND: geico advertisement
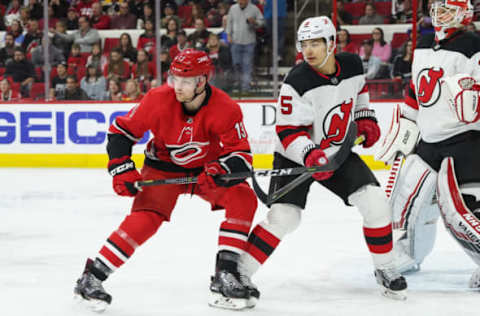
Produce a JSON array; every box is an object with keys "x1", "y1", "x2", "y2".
[
  {"x1": 0, "y1": 101, "x2": 395, "y2": 155},
  {"x1": 0, "y1": 102, "x2": 277, "y2": 154}
]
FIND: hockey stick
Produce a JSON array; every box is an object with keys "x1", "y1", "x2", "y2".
[
  {"x1": 134, "y1": 137, "x2": 360, "y2": 190},
  {"x1": 251, "y1": 124, "x2": 365, "y2": 206}
]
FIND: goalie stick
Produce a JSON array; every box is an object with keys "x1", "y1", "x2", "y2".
[{"x1": 251, "y1": 123, "x2": 365, "y2": 206}]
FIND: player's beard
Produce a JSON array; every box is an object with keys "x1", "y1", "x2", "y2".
[{"x1": 174, "y1": 88, "x2": 196, "y2": 103}]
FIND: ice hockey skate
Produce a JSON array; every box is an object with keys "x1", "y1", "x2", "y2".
[
  {"x1": 374, "y1": 264, "x2": 407, "y2": 301},
  {"x1": 240, "y1": 274, "x2": 260, "y2": 308},
  {"x1": 209, "y1": 270, "x2": 250, "y2": 310},
  {"x1": 74, "y1": 258, "x2": 112, "y2": 312},
  {"x1": 469, "y1": 267, "x2": 480, "y2": 289}
]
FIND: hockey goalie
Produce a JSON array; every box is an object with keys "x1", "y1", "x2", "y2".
[{"x1": 375, "y1": 0, "x2": 480, "y2": 289}]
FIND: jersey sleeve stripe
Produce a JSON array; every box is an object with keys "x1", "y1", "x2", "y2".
[
  {"x1": 359, "y1": 84, "x2": 369, "y2": 95},
  {"x1": 405, "y1": 81, "x2": 419, "y2": 110},
  {"x1": 109, "y1": 120, "x2": 142, "y2": 143},
  {"x1": 276, "y1": 125, "x2": 311, "y2": 149}
]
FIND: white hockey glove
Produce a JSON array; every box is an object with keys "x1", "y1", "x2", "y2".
[
  {"x1": 375, "y1": 104, "x2": 419, "y2": 164},
  {"x1": 442, "y1": 74, "x2": 480, "y2": 123}
]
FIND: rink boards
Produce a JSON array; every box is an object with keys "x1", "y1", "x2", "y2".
[{"x1": 0, "y1": 100, "x2": 397, "y2": 169}]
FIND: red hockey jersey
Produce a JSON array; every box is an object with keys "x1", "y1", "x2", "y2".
[{"x1": 108, "y1": 84, "x2": 252, "y2": 172}]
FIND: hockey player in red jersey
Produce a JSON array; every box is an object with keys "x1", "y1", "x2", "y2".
[
  {"x1": 376, "y1": 0, "x2": 480, "y2": 289},
  {"x1": 73, "y1": 49, "x2": 258, "y2": 311},
  {"x1": 238, "y1": 16, "x2": 407, "y2": 305}
]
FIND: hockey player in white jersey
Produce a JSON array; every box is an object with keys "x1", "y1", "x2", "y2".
[
  {"x1": 376, "y1": 0, "x2": 480, "y2": 288},
  {"x1": 238, "y1": 16, "x2": 407, "y2": 305}
]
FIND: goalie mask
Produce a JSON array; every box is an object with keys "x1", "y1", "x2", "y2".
[
  {"x1": 296, "y1": 16, "x2": 336, "y2": 68},
  {"x1": 430, "y1": 0, "x2": 473, "y2": 41}
]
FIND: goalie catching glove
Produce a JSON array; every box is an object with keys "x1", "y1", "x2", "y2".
[
  {"x1": 442, "y1": 74, "x2": 480, "y2": 123},
  {"x1": 108, "y1": 156, "x2": 142, "y2": 196}
]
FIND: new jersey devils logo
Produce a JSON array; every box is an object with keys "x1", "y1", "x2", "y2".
[
  {"x1": 320, "y1": 99, "x2": 353, "y2": 149},
  {"x1": 417, "y1": 67, "x2": 444, "y2": 107},
  {"x1": 167, "y1": 141, "x2": 210, "y2": 165}
]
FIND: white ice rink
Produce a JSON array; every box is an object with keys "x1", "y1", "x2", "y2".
[{"x1": 1, "y1": 168, "x2": 479, "y2": 316}]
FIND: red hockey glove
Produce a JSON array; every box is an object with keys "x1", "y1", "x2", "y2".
[
  {"x1": 108, "y1": 156, "x2": 142, "y2": 196},
  {"x1": 356, "y1": 118, "x2": 380, "y2": 148},
  {"x1": 303, "y1": 146, "x2": 333, "y2": 181},
  {"x1": 197, "y1": 161, "x2": 227, "y2": 192}
]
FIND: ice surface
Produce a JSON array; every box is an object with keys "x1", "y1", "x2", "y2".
[{"x1": 0, "y1": 168, "x2": 478, "y2": 316}]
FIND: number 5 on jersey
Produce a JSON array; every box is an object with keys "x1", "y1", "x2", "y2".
[{"x1": 280, "y1": 96, "x2": 293, "y2": 115}]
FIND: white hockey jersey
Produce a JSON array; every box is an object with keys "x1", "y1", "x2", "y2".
[
  {"x1": 404, "y1": 31, "x2": 480, "y2": 143},
  {"x1": 275, "y1": 53, "x2": 370, "y2": 165}
]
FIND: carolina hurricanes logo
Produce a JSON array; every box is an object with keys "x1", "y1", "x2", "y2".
[
  {"x1": 417, "y1": 67, "x2": 444, "y2": 107},
  {"x1": 167, "y1": 141, "x2": 210, "y2": 165},
  {"x1": 320, "y1": 99, "x2": 353, "y2": 149}
]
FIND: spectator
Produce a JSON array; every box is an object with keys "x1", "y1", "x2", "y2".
[
  {"x1": 132, "y1": 49, "x2": 156, "y2": 85},
  {"x1": 161, "y1": 18, "x2": 179, "y2": 50},
  {"x1": 55, "y1": 15, "x2": 101, "y2": 53},
  {"x1": 0, "y1": 33, "x2": 17, "y2": 67},
  {"x1": 263, "y1": 0, "x2": 287, "y2": 61},
  {"x1": 31, "y1": 40, "x2": 66, "y2": 68},
  {"x1": 66, "y1": 7, "x2": 79, "y2": 30},
  {"x1": 122, "y1": 79, "x2": 143, "y2": 101},
  {"x1": 359, "y1": 3, "x2": 384, "y2": 25},
  {"x1": 8, "y1": 20, "x2": 25, "y2": 46},
  {"x1": 51, "y1": 0, "x2": 70, "y2": 19},
  {"x1": 40, "y1": 6, "x2": 60, "y2": 30},
  {"x1": 67, "y1": 43, "x2": 86, "y2": 69},
  {"x1": 104, "y1": 48, "x2": 131, "y2": 82},
  {"x1": 205, "y1": 33, "x2": 232, "y2": 91},
  {"x1": 137, "y1": 3, "x2": 154, "y2": 29},
  {"x1": 188, "y1": 18, "x2": 211, "y2": 50},
  {"x1": 86, "y1": 43, "x2": 108, "y2": 72},
  {"x1": 137, "y1": 19, "x2": 156, "y2": 54},
  {"x1": 130, "y1": 0, "x2": 148, "y2": 20},
  {"x1": 91, "y1": 2, "x2": 111, "y2": 30},
  {"x1": 227, "y1": 0, "x2": 264, "y2": 92},
  {"x1": 64, "y1": 74, "x2": 90, "y2": 100},
  {"x1": 75, "y1": 0, "x2": 95, "y2": 17},
  {"x1": 22, "y1": 19, "x2": 42, "y2": 53},
  {"x1": 103, "y1": 78, "x2": 123, "y2": 101},
  {"x1": 51, "y1": 62, "x2": 69, "y2": 100},
  {"x1": 169, "y1": 30, "x2": 190, "y2": 60},
  {"x1": 392, "y1": 39, "x2": 413, "y2": 83},
  {"x1": 203, "y1": 0, "x2": 220, "y2": 13},
  {"x1": 360, "y1": 40, "x2": 381, "y2": 80},
  {"x1": 161, "y1": 2, "x2": 182, "y2": 28},
  {"x1": 111, "y1": 2, "x2": 137, "y2": 29},
  {"x1": 26, "y1": 0, "x2": 43, "y2": 20},
  {"x1": 336, "y1": 29, "x2": 357, "y2": 54},
  {"x1": 19, "y1": 7, "x2": 31, "y2": 28},
  {"x1": 0, "y1": 78, "x2": 20, "y2": 101},
  {"x1": 333, "y1": 0, "x2": 353, "y2": 26},
  {"x1": 217, "y1": 2, "x2": 229, "y2": 18},
  {"x1": 183, "y1": 4, "x2": 207, "y2": 28},
  {"x1": 359, "y1": 27, "x2": 391, "y2": 63},
  {"x1": 81, "y1": 64, "x2": 107, "y2": 100},
  {"x1": 206, "y1": 8, "x2": 222, "y2": 27},
  {"x1": 393, "y1": 0, "x2": 413, "y2": 23},
  {"x1": 117, "y1": 33, "x2": 137, "y2": 63},
  {"x1": 4, "y1": 0, "x2": 21, "y2": 27},
  {"x1": 159, "y1": 49, "x2": 171, "y2": 81},
  {"x1": 5, "y1": 48, "x2": 35, "y2": 97},
  {"x1": 51, "y1": 20, "x2": 71, "y2": 60},
  {"x1": 218, "y1": 15, "x2": 229, "y2": 46}
]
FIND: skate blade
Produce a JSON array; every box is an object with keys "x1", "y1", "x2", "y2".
[
  {"x1": 74, "y1": 293, "x2": 109, "y2": 313},
  {"x1": 208, "y1": 292, "x2": 249, "y2": 310},
  {"x1": 380, "y1": 287, "x2": 407, "y2": 301}
]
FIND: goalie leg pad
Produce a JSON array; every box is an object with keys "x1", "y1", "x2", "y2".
[
  {"x1": 390, "y1": 154, "x2": 440, "y2": 272},
  {"x1": 437, "y1": 157, "x2": 480, "y2": 266}
]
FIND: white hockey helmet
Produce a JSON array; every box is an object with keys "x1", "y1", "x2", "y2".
[
  {"x1": 296, "y1": 16, "x2": 336, "y2": 53},
  {"x1": 430, "y1": 0, "x2": 473, "y2": 40}
]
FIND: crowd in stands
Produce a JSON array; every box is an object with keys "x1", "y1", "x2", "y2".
[{"x1": 0, "y1": 0, "x2": 478, "y2": 102}]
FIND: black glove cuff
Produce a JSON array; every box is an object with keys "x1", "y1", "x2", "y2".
[
  {"x1": 354, "y1": 109, "x2": 377, "y2": 123},
  {"x1": 108, "y1": 159, "x2": 136, "y2": 176}
]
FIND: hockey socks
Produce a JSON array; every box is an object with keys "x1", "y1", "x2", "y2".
[
  {"x1": 97, "y1": 211, "x2": 165, "y2": 272},
  {"x1": 363, "y1": 224, "x2": 394, "y2": 266}
]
